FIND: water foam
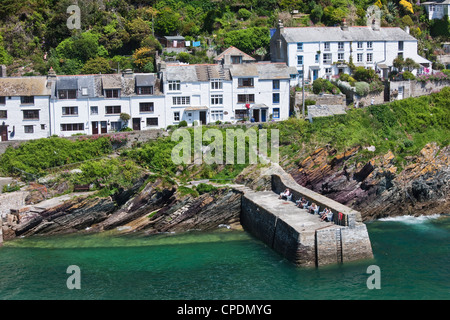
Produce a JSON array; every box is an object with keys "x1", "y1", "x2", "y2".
[{"x1": 379, "y1": 214, "x2": 442, "y2": 224}]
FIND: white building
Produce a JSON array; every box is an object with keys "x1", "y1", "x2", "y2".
[
  {"x1": 0, "y1": 76, "x2": 51, "y2": 141},
  {"x1": 162, "y1": 60, "x2": 291, "y2": 126},
  {"x1": 48, "y1": 70, "x2": 166, "y2": 137},
  {"x1": 422, "y1": 0, "x2": 450, "y2": 20},
  {"x1": 270, "y1": 21, "x2": 431, "y2": 83}
]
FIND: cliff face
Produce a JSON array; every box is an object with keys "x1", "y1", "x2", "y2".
[
  {"x1": 3, "y1": 178, "x2": 242, "y2": 240},
  {"x1": 285, "y1": 143, "x2": 450, "y2": 220}
]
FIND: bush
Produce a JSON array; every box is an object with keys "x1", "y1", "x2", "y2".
[
  {"x1": 402, "y1": 71, "x2": 416, "y2": 80},
  {"x1": 312, "y1": 78, "x2": 339, "y2": 94},
  {"x1": 196, "y1": 183, "x2": 218, "y2": 195},
  {"x1": 355, "y1": 82, "x2": 370, "y2": 97},
  {"x1": 178, "y1": 120, "x2": 188, "y2": 127}
]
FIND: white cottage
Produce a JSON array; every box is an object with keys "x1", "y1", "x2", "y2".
[
  {"x1": 0, "y1": 76, "x2": 51, "y2": 141},
  {"x1": 422, "y1": 0, "x2": 450, "y2": 20},
  {"x1": 270, "y1": 20, "x2": 431, "y2": 82}
]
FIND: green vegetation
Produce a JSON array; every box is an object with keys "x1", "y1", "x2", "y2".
[
  {"x1": 268, "y1": 87, "x2": 450, "y2": 170},
  {"x1": 0, "y1": 135, "x2": 127, "y2": 177}
]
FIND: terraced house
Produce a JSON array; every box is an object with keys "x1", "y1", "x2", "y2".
[{"x1": 0, "y1": 47, "x2": 291, "y2": 141}]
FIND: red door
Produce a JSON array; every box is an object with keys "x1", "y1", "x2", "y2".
[
  {"x1": 0, "y1": 125, "x2": 8, "y2": 141},
  {"x1": 92, "y1": 122, "x2": 98, "y2": 135}
]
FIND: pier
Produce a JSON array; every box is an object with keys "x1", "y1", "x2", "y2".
[{"x1": 236, "y1": 168, "x2": 373, "y2": 267}]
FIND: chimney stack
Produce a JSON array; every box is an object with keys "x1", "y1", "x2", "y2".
[
  {"x1": 47, "y1": 67, "x2": 56, "y2": 79},
  {"x1": 341, "y1": 19, "x2": 348, "y2": 31},
  {"x1": 122, "y1": 68, "x2": 133, "y2": 78},
  {"x1": 278, "y1": 20, "x2": 284, "y2": 34}
]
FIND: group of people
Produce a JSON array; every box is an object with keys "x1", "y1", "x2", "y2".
[{"x1": 278, "y1": 189, "x2": 334, "y2": 223}]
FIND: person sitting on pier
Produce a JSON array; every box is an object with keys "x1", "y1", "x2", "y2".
[
  {"x1": 279, "y1": 188, "x2": 291, "y2": 200},
  {"x1": 320, "y1": 208, "x2": 331, "y2": 221},
  {"x1": 296, "y1": 197, "x2": 308, "y2": 208},
  {"x1": 308, "y1": 203, "x2": 319, "y2": 214}
]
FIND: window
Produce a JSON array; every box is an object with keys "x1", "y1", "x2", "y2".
[
  {"x1": 21, "y1": 96, "x2": 34, "y2": 104},
  {"x1": 24, "y1": 125, "x2": 34, "y2": 133},
  {"x1": 105, "y1": 105, "x2": 121, "y2": 114},
  {"x1": 357, "y1": 53, "x2": 363, "y2": 62},
  {"x1": 90, "y1": 106, "x2": 98, "y2": 115},
  {"x1": 147, "y1": 117, "x2": 158, "y2": 126},
  {"x1": 211, "y1": 94, "x2": 223, "y2": 105},
  {"x1": 61, "y1": 123, "x2": 84, "y2": 131},
  {"x1": 323, "y1": 53, "x2": 332, "y2": 64},
  {"x1": 273, "y1": 80, "x2": 280, "y2": 90},
  {"x1": 298, "y1": 70, "x2": 303, "y2": 78},
  {"x1": 140, "y1": 102, "x2": 154, "y2": 112},
  {"x1": 237, "y1": 94, "x2": 255, "y2": 104},
  {"x1": 235, "y1": 110, "x2": 248, "y2": 119},
  {"x1": 231, "y1": 56, "x2": 242, "y2": 64},
  {"x1": 82, "y1": 88, "x2": 88, "y2": 96},
  {"x1": 297, "y1": 55, "x2": 303, "y2": 65},
  {"x1": 41, "y1": 124, "x2": 46, "y2": 130},
  {"x1": 23, "y1": 110, "x2": 39, "y2": 120},
  {"x1": 338, "y1": 53, "x2": 344, "y2": 61},
  {"x1": 168, "y1": 80, "x2": 181, "y2": 91},
  {"x1": 398, "y1": 41, "x2": 404, "y2": 51},
  {"x1": 0, "y1": 110, "x2": 6, "y2": 118},
  {"x1": 62, "y1": 106, "x2": 78, "y2": 116},
  {"x1": 297, "y1": 42, "x2": 303, "y2": 51},
  {"x1": 367, "y1": 53, "x2": 373, "y2": 63},
  {"x1": 211, "y1": 79, "x2": 223, "y2": 90},
  {"x1": 173, "y1": 112, "x2": 180, "y2": 122},
  {"x1": 0, "y1": 96, "x2": 5, "y2": 104},
  {"x1": 357, "y1": 42, "x2": 363, "y2": 49},
  {"x1": 315, "y1": 54, "x2": 319, "y2": 63},
  {"x1": 398, "y1": 52, "x2": 404, "y2": 60},
  {"x1": 58, "y1": 89, "x2": 77, "y2": 99},
  {"x1": 273, "y1": 93, "x2": 280, "y2": 104},
  {"x1": 324, "y1": 42, "x2": 330, "y2": 51},
  {"x1": 211, "y1": 110, "x2": 224, "y2": 121},
  {"x1": 172, "y1": 96, "x2": 190, "y2": 105},
  {"x1": 338, "y1": 42, "x2": 344, "y2": 50},
  {"x1": 273, "y1": 108, "x2": 280, "y2": 119},
  {"x1": 110, "y1": 121, "x2": 122, "y2": 132},
  {"x1": 105, "y1": 89, "x2": 120, "y2": 98},
  {"x1": 238, "y1": 78, "x2": 254, "y2": 87},
  {"x1": 367, "y1": 41, "x2": 373, "y2": 49},
  {"x1": 325, "y1": 68, "x2": 332, "y2": 75},
  {"x1": 137, "y1": 86, "x2": 154, "y2": 95}
]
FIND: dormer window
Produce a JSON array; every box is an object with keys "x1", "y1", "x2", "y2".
[
  {"x1": 231, "y1": 56, "x2": 242, "y2": 64},
  {"x1": 137, "y1": 86, "x2": 154, "y2": 95},
  {"x1": 21, "y1": 96, "x2": 34, "y2": 104},
  {"x1": 58, "y1": 89, "x2": 77, "y2": 99},
  {"x1": 105, "y1": 89, "x2": 120, "y2": 98},
  {"x1": 238, "y1": 78, "x2": 254, "y2": 87}
]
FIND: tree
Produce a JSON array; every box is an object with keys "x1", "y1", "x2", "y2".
[
  {"x1": 0, "y1": 35, "x2": 12, "y2": 65},
  {"x1": 221, "y1": 27, "x2": 270, "y2": 55},
  {"x1": 154, "y1": 8, "x2": 182, "y2": 35},
  {"x1": 404, "y1": 58, "x2": 420, "y2": 72},
  {"x1": 132, "y1": 47, "x2": 155, "y2": 72},
  {"x1": 127, "y1": 18, "x2": 152, "y2": 46},
  {"x1": 393, "y1": 56, "x2": 405, "y2": 71},
  {"x1": 81, "y1": 57, "x2": 112, "y2": 74}
]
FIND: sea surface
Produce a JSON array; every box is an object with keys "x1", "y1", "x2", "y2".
[{"x1": 0, "y1": 215, "x2": 448, "y2": 300}]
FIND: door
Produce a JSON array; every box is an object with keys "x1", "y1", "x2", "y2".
[
  {"x1": 313, "y1": 70, "x2": 318, "y2": 81},
  {"x1": 199, "y1": 111, "x2": 207, "y2": 125},
  {"x1": 100, "y1": 121, "x2": 107, "y2": 134},
  {"x1": 92, "y1": 121, "x2": 98, "y2": 135},
  {"x1": 132, "y1": 118, "x2": 141, "y2": 131},
  {"x1": 398, "y1": 86, "x2": 404, "y2": 100},
  {"x1": 0, "y1": 125, "x2": 8, "y2": 141},
  {"x1": 261, "y1": 109, "x2": 267, "y2": 122},
  {"x1": 253, "y1": 109, "x2": 260, "y2": 122}
]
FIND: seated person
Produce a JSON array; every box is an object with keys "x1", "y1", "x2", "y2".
[
  {"x1": 279, "y1": 188, "x2": 291, "y2": 200},
  {"x1": 320, "y1": 208, "x2": 330, "y2": 221},
  {"x1": 308, "y1": 203, "x2": 318, "y2": 214},
  {"x1": 296, "y1": 198, "x2": 308, "y2": 208}
]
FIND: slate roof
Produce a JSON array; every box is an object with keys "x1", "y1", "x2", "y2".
[
  {"x1": 214, "y1": 46, "x2": 256, "y2": 62},
  {"x1": 0, "y1": 77, "x2": 51, "y2": 96},
  {"x1": 281, "y1": 26, "x2": 417, "y2": 43}
]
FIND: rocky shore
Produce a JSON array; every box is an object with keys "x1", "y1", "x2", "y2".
[
  {"x1": 284, "y1": 142, "x2": 450, "y2": 220},
  {"x1": 1, "y1": 142, "x2": 448, "y2": 241}
]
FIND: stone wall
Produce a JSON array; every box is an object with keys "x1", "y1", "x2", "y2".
[
  {"x1": 296, "y1": 92, "x2": 346, "y2": 107},
  {"x1": 390, "y1": 79, "x2": 450, "y2": 101},
  {"x1": 355, "y1": 90, "x2": 385, "y2": 107},
  {"x1": 271, "y1": 174, "x2": 361, "y2": 227},
  {"x1": 0, "y1": 191, "x2": 29, "y2": 218}
]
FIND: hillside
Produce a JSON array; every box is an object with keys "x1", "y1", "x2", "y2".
[{"x1": 0, "y1": 0, "x2": 448, "y2": 76}]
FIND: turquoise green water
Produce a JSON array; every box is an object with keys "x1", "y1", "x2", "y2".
[{"x1": 0, "y1": 215, "x2": 449, "y2": 300}]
